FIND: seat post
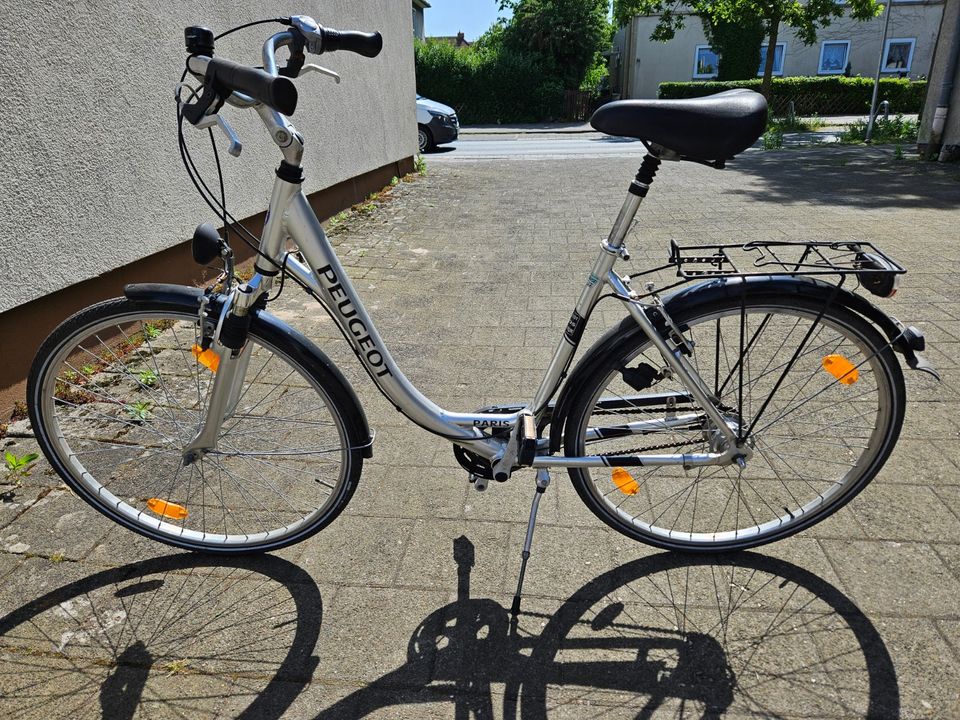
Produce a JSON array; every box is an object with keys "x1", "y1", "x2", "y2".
[{"x1": 606, "y1": 151, "x2": 662, "y2": 251}]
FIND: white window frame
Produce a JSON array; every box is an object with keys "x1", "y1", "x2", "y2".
[
  {"x1": 692, "y1": 45, "x2": 720, "y2": 79},
  {"x1": 881, "y1": 37, "x2": 916, "y2": 73},
  {"x1": 757, "y1": 42, "x2": 787, "y2": 76},
  {"x1": 818, "y1": 40, "x2": 851, "y2": 75}
]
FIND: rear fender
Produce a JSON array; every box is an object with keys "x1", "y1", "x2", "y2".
[{"x1": 548, "y1": 275, "x2": 936, "y2": 453}]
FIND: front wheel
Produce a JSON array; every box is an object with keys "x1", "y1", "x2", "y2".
[
  {"x1": 28, "y1": 297, "x2": 365, "y2": 553},
  {"x1": 564, "y1": 292, "x2": 906, "y2": 552}
]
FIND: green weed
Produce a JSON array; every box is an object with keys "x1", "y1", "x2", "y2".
[
  {"x1": 768, "y1": 115, "x2": 824, "y2": 133},
  {"x1": 840, "y1": 114, "x2": 918, "y2": 145},
  {"x1": 4, "y1": 451, "x2": 39, "y2": 483},
  {"x1": 761, "y1": 128, "x2": 784, "y2": 151},
  {"x1": 125, "y1": 401, "x2": 152, "y2": 423}
]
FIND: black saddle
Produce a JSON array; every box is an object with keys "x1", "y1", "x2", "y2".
[{"x1": 590, "y1": 89, "x2": 768, "y2": 163}]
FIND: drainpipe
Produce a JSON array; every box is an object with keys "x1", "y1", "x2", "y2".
[{"x1": 929, "y1": 2, "x2": 960, "y2": 161}]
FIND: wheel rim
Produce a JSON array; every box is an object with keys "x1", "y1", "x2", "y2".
[
  {"x1": 418, "y1": 128, "x2": 429, "y2": 152},
  {"x1": 37, "y1": 309, "x2": 350, "y2": 548},
  {"x1": 573, "y1": 304, "x2": 895, "y2": 548}
]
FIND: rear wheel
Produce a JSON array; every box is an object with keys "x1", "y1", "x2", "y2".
[
  {"x1": 564, "y1": 293, "x2": 905, "y2": 552},
  {"x1": 28, "y1": 298, "x2": 364, "y2": 553}
]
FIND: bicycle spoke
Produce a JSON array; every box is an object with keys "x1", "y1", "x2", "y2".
[
  {"x1": 574, "y1": 297, "x2": 898, "y2": 549},
  {"x1": 39, "y1": 307, "x2": 352, "y2": 550}
]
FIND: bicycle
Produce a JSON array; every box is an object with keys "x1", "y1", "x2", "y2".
[{"x1": 27, "y1": 16, "x2": 938, "y2": 614}]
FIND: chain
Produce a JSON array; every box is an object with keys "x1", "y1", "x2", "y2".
[{"x1": 604, "y1": 437, "x2": 702, "y2": 456}]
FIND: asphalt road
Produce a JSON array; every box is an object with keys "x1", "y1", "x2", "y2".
[{"x1": 428, "y1": 132, "x2": 649, "y2": 160}]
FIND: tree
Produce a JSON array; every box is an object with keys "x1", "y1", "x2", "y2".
[
  {"x1": 614, "y1": 0, "x2": 883, "y2": 98},
  {"x1": 499, "y1": 0, "x2": 611, "y2": 89},
  {"x1": 702, "y1": 14, "x2": 764, "y2": 80}
]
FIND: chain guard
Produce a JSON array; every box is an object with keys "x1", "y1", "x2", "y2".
[{"x1": 453, "y1": 444, "x2": 496, "y2": 479}]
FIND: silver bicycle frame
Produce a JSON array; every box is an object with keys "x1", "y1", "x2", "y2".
[
  {"x1": 215, "y1": 173, "x2": 740, "y2": 469},
  {"x1": 185, "y1": 33, "x2": 742, "y2": 471}
]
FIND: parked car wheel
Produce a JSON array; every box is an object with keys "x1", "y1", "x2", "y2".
[{"x1": 418, "y1": 124, "x2": 434, "y2": 153}]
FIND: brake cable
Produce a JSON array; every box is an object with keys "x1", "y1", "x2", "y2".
[{"x1": 176, "y1": 17, "x2": 310, "y2": 303}]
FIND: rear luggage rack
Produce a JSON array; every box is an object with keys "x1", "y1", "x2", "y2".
[{"x1": 667, "y1": 240, "x2": 906, "y2": 280}]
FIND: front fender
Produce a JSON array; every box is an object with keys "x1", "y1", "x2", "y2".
[
  {"x1": 548, "y1": 275, "x2": 936, "y2": 454},
  {"x1": 123, "y1": 283, "x2": 374, "y2": 458}
]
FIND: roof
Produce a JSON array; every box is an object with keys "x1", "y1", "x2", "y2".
[
  {"x1": 428, "y1": 32, "x2": 472, "y2": 47},
  {"x1": 412, "y1": 0, "x2": 431, "y2": 9}
]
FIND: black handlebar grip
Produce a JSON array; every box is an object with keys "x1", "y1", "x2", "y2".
[
  {"x1": 205, "y1": 57, "x2": 299, "y2": 116},
  {"x1": 321, "y1": 28, "x2": 383, "y2": 58}
]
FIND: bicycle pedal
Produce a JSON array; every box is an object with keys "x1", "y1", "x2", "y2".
[{"x1": 469, "y1": 473, "x2": 489, "y2": 492}]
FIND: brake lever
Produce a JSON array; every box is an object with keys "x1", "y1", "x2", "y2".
[
  {"x1": 299, "y1": 63, "x2": 341, "y2": 84},
  {"x1": 195, "y1": 114, "x2": 242, "y2": 157},
  {"x1": 176, "y1": 82, "x2": 243, "y2": 157}
]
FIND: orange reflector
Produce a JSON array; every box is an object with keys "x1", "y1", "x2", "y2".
[
  {"x1": 822, "y1": 354, "x2": 859, "y2": 385},
  {"x1": 191, "y1": 344, "x2": 220, "y2": 373},
  {"x1": 147, "y1": 498, "x2": 189, "y2": 520},
  {"x1": 612, "y1": 467, "x2": 640, "y2": 495}
]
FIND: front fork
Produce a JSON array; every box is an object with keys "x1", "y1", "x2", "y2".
[{"x1": 181, "y1": 284, "x2": 261, "y2": 466}]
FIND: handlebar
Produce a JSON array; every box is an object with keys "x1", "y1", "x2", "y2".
[
  {"x1": 181, "y1": 16, "x2": 382, "y2": 125},
  {"x1": 318, "y1": 28, "x2": 383, "y2": 58},
  {"x1": 191, "y1": 56, "x2": 298, "y2": 117}
]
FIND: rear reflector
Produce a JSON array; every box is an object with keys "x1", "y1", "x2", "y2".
[
  {"x1": 822, "y1": 354, "x2": 859, "y2": 385},
  {"x1": 612, "y1": 467, "x2": 640, "y2": 495}
]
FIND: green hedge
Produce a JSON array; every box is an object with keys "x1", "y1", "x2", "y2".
[
  {"x1": 658, "y1": 77, "x2": 927, "y2": 116},
  {"x1": 414, "y1": 40, "x2": 564, "y2": 124}
]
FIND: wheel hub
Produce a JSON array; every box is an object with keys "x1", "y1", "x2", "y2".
[{"x1": 703, "y1": 415, "x2": 755, "y2": 462}]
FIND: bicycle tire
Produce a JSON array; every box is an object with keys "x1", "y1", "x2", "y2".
[
  {"x1": 28, "y1": 297, "x2": 365, "y2": 553},
  {"x1": 563, "y1": 291, "x2": 905, "y2": 552}
]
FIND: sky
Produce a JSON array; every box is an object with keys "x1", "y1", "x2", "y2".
[{"x1": 423, "y1": 0, "x2": 511, "y2": 42}]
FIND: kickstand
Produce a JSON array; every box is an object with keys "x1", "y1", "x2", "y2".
[{"x1": 510, "y1": 468, "x2": 551, "y2": 617}]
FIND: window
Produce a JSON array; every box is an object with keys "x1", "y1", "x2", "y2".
[
  {"x1": 882, "y1": 38, "x2": 915, "y2": 72},
  {"x1": 693, "y1": 45, "x2": 720, "y2": 79},
  {"x1": 757, "y1": 43, "x2": 786, "y2": 76},
  {"x1": 818, "y1": 41, "x2": 850, "y2": 74}
]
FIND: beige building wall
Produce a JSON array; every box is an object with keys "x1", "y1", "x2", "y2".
[
  {"x1": 0, "y1": 1, "x2": 418, "y2": 315},
  {"x1": 621, "y1": 2, "x2": 944, "y2": 99}
]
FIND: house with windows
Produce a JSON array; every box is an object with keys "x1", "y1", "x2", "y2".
[
  {"x1": 610, "y1": 1, "x2": 945, "y2": 100},
  {"x1": 428, "y1": 31, "x2": 472, "y2": 48},
  {"x1": 413, "y1": 0, "x2": 430, "y2": 41}
]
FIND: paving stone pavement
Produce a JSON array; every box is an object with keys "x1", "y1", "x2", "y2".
[{"x1": 1, "y1": 146, "x2": 959, "y2": 719}]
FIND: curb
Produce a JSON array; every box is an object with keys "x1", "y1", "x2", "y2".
[{"x1": 460, "y1": 126, "x2": 595, "y2": 136}]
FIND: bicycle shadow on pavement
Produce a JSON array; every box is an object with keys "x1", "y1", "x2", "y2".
[
  {"x1": 0, "y1": 552, "x2": 322, "y2": 719},
  {"x1": 317, "y1": 536, "x2": 900, "y2": 719}
]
